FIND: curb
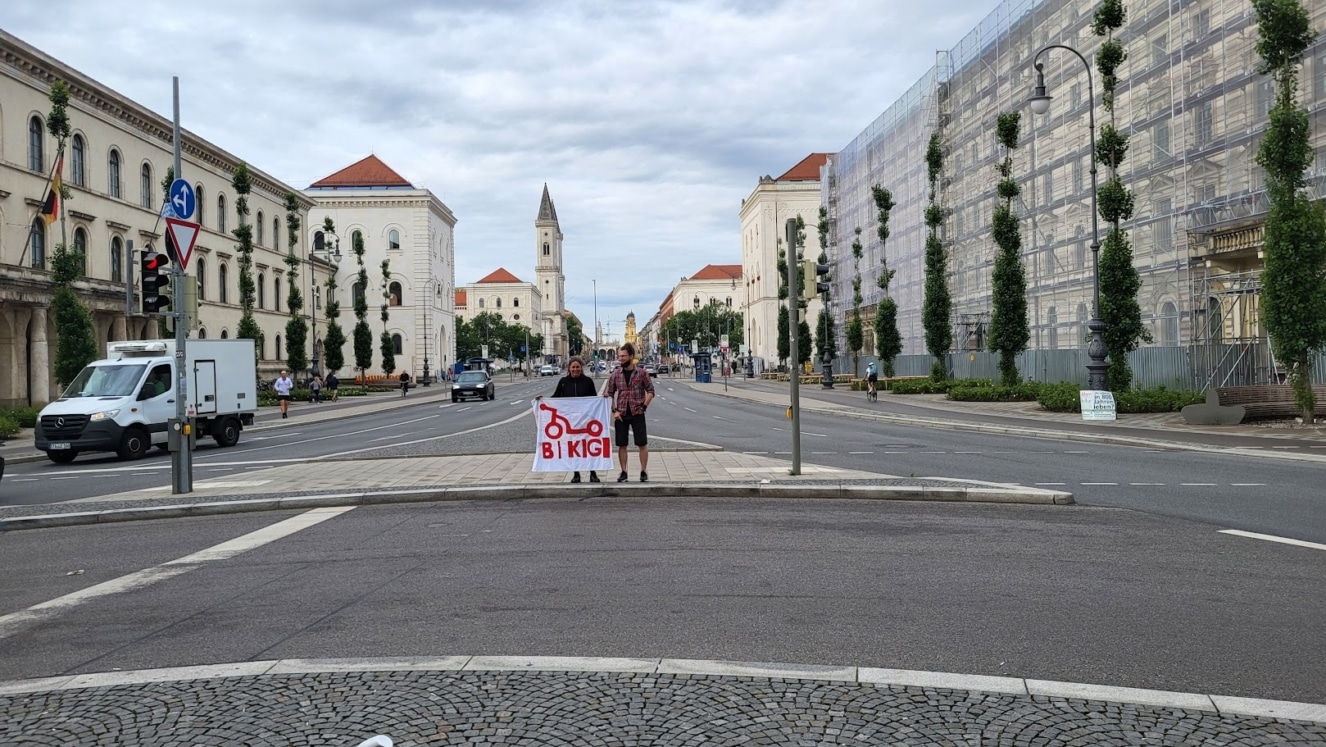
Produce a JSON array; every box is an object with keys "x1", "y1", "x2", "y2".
[
  {"x1": 690, "y1": 384, "x2": 1326, "y2": 463},
  {"x1": 0, "y1": 655, "x2": 1320, "y2": 724},
  {"x1": 0, "y1": 482, "x2": 1073, "y2": 532}
]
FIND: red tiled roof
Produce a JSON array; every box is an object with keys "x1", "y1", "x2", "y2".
[
  {"x1": 455, "y1": 289, "x2": 467, "y2": 307},
  {"x1": 477, "y1": 267, "x2": 524, "y2": 284},
  {"x1": 775, "y1": 153, "x2": 831, "y2": 182},
  {"x1": 690, "y1": 264, "x2": 742, "y2": 281},
  {"x1": 309, "y1": 155, "x2": 413, "y2": 188}
]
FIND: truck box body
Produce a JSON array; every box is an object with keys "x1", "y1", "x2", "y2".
[{"x1": 35, "y1": 339, "x2": 257, "y2": 462}]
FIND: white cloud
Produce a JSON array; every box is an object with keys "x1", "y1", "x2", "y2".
[{"x1": 4, "y1": 0, "x2": 994, "y2": 334}]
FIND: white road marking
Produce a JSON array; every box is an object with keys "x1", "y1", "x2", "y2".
[
  {"x1": 806, "y1": 433, "x2": 828, "y2": 438},
  {"x1": 0, "y1": 507, "x2": 354, "y2": 639},
  {"x1": 713, "y1": 416, "x2": 733, "y2": 422},
  {"x1": 1218, "y1": 530, "x2": 1326, "y2": 552},
  {"x1": 954, "y1": 451, "x2": 981, "y2": 454},
  {"x1": 210, "y1": 416, "x2": 439, "y2": 458},
  {"x1": 1035, "y1": 482, "x2": 1067, "y2": 486},
  {"x1": 510, "y1": 400, "x2": 524, "y2": 405},
  {"x1": 742, "y1": 451, "x2": 768, "y2": 455},
  {"x1": 772, "y1": 427, "x2": 786, "y2": 432},
  {"x1": 1229, "y1": 483, "x2": 1266, "y2": 487},
  {"x1": 437, "y1": 404, "x2": 453, "y2": 409},
  {"x1": 51, "y1": 477, "x2": 81, "y2": 481},
  {"x1": 1130, "y1": 482, "x2": 1165, "y2": 486},
  {"x1": 849, "y1": 451, "x2": 873, "y2": 455},
  {"x1": 321, "y1": 409, "x2": 531, "y2": 459},
  {"x1": 368, "y1": 431, "x2": 420, "y2": 442},
  {"x1": 132, "y1": 472, "x2": 157, "y2": 476},
  {"x1": 1064, "y1": 450, "x2": 1090, "y2": 454},
  {"x1": 207, "y1": 468, "x2": 234, "y2": 472},
  {"x1": 1181, "y1": 483, "x2": 1217, "y2": 487},
  {"x1": 1270, "y1": 446, "x2": 1299, "y2": 450},
  {"x1": 1081, "y1": 482, "x2": 1118, "y2": 486},
  {"x1": 811, "y1": 451, "x2": 836, "y2": 455},
  {"x1": 458, "y1": 407, "x2": 472, "y2": 412},
  {"x1": 7, "y1": 478, "x2": 37, "y2": 482},
  {"x1": 684, "y1": 407, "x2": 697, "y2": 413}
]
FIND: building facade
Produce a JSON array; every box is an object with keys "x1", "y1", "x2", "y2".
[
  {"x1": 739, "y1": 154, "x2": 829, "y2": 366},
  {"x1": 455, "y1": 268, "x2": 543, "y2": 337},
  {"x1": 307, "y1": 155, "x2": 457, "y2": 381},
  {"x1": 824, "y1": 0, "x2": 1326, "y2": 386},
  {"x1": 534, "y1": 185, "x2": 569, "y2": 361},
  {"x1": 1, "y1": 29, "x2": 320, "y2": 406}
]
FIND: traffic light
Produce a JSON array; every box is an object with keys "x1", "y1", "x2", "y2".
[
  {"x1": 803, "y1": 259, "x2": 831, "y2": 298},
  {"x1": 141, "y1": 251, "x2": 171, "y2": 313}
]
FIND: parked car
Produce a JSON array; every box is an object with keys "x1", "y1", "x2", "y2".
[
  {"x1": 644, "y1": 364, "x2": 658, "y2": 377},
  {"x1": 657, "y1": 364, "x2": 671, "y2": 375},
  {"x1": 539, "y1": 364, "x2": 558, "y2": 377},
  {"x1": 452, "y1": 370, "x2": 495, "y2": 402}
]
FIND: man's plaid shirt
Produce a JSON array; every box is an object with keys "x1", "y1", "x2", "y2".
[{"x1": 605, "y1": 366, "x2": 655, "y2": 417}]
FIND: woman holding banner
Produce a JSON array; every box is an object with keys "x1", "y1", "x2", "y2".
[{"x1": 547, "y1": 357, "x2": 599, "y2": 483}]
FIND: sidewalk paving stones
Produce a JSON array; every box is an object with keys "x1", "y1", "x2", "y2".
[{"x1": 0, "y1": 659, "x2": 1322, "y2": 745}]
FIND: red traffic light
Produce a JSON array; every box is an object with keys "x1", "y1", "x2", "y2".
[{"x1": 145, "y1": 254, "x2": 166, "y2": 271}]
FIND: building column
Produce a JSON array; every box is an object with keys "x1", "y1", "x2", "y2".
[
  {"x1": 30, "y1": 307, "x2": 51, "y2": 405},
  {"x1": 112, "y1": 315, "x2": 128, "y2": 343}
]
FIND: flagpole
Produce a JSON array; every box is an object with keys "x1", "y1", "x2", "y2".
[
  {"x1": 57, "y1": 146, "x2": 67, "y2": 256},
  {"x1": 19, "y1": 145, "x2": 66, "y2": 267}
]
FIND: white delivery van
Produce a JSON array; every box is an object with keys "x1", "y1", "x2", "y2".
[{"x1": 34, "y1": 339, "x2": 258, "y2": 463}]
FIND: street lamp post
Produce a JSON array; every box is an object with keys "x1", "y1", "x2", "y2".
[
  {"x1": 421, "y1": 277, "x2": 433, "y2": 386},
  {"x1": 1029, "y1": 45, "x2": 1108, "y2": 392},
  {"x1": 309, "y1": 231, "x2": 343, "y2": 379}
]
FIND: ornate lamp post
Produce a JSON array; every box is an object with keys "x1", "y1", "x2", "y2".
[
  {"x1": 1029, "y1": 45, "x2": 1109, "y2": 391},
  {"x1": 421, "y1": 277, "x2": 434, "y2": 386},
  {"x1": 309, "y1": 230, "x2": 342, "y2": 377}
]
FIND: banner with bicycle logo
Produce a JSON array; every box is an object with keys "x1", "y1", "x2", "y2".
[{"x1": 531, "y1": 397, "x2": 613, "y2": 471}]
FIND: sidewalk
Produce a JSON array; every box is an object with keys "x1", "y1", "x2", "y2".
[
  {"x1": 1, "y1": 656, "x2": 1321, "y2": 744},
  {"x1": 690, "y1": 377, "x2": 1326, "y2": 459},
  {"x1": 0, "y1": 448, "x2": 1072, "y2": 530},
  {"x1": 0, "y1": 384, "x2": 456, "y2": 466}
]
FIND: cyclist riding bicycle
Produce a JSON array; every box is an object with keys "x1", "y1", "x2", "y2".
[{"x1": 866, "y1": 363, "x2": 879, "y2": 399}]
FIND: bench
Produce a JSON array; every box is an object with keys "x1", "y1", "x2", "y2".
[{"x1": 1215, "y1": 385, "x2": 1326, "y2": 420}]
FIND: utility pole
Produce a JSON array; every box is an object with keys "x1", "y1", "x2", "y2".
[
  {"x1": 171, "y1": 77, "x2": 191, "y2": 494},
  {"x1": 786, "y1": 218, "x2": 801, "y2": 476}
]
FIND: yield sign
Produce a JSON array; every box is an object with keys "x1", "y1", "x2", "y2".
[{"x1": 164, "y1": 218, "x2": 201, "y2": 270}]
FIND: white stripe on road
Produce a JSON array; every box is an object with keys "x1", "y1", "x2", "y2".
[
  {"x1": 1218, "y1": 530, "x2": 1326, "y2": 552},
  {"x1": 458, "y1": 407, "x2": 472, "y2": 412},
  {"x1": 7, "y1": 478, "x2": 37, "y2": 482},
  {"x1": 1035, "y1": 482, "x2": 1067, "y2": 486},
  {"x1": 0, "y1": 507, "x2": 354, "y2": 640},
  {"x1": 684, "y1": 407, "x2": 697, "y2": 413},
  {"x1": 1130, "y1": 482, "x2": 1165, "y2": 486},
  {"x1": 319, "y1": 409, "x2": 531, "y2": 459},
  {"x1": 510, "y1": 400, "x2": 524, "y2": 405},
  {"x1": 1230, "y1": 483, "x2": 1266, "y2": 487},
  {"x1": 368, "y1": 431, "x2": 420, "y2": 442},
  {"x1": 1081, "y1": 482, "x2": 1118, "y2": 486},
  {"x1": 849, "y1": 451, "x2": 873, "y2": 455},
  {"x1": 1181, "y1": 483, "x2": 1217, "y2": 487}
]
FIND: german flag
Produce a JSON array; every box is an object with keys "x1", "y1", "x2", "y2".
[{"x1": 40, "y1": 154, "x2": 63, "y2": 225}]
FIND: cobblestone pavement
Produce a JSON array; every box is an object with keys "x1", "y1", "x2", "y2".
[{"x1": 3, "y1": 670, "x2": 1323, "y2": 746}]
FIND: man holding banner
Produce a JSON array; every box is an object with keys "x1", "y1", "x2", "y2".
[{"x1": 532, "y1": 357, "x2": 612, "y2": 480}]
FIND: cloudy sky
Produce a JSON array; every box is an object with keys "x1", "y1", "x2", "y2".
[{"x1": 5, "y1": 0, "x2": 994, "y2": 338}]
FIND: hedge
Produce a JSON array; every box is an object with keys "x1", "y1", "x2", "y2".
[
  {"x1": 1036, "y1": 382, "x2": 1205, "y2": 413},
  {"x1": 257, "y1": 386, "x2": 370, "y2": 406},
  {"x1": 0, "y1": 405, "x2": 40, "y2": 429},
  {"x1": 0, "y1": 413, "x2": 19, "y2": 440},
  {"x1": 947, "y1": 383, "x2": 1041, "y2": 402}
]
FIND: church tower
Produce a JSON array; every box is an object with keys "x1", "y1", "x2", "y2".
[{"x1": 535, "y1": 184, "x2": 567, "y2": 360}]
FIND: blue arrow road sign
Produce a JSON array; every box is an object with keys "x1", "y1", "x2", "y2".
[{"x1": 169, "y1": 179, "x2": 195, "y2": 220}]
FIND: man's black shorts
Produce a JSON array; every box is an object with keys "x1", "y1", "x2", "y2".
[
  {"x1": 614, "y1": 413, "x2": 647, "y2": 448},
  {"x1": 278, "y1": 394, "x2": 291, "y2": 401}
]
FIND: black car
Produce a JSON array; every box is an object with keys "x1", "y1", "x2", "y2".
[{"x1": 452, "y1": 370, "x2": 495, "y2": 402}]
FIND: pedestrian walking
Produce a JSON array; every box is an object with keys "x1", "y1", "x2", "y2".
[
  {"x1": 326, "y1": 372, "x2": 340, "y2": 402},
  {"x1": 604, "y1": 343, "x2": 655, "y2": 482},
  {"x1": 399, "y1": 371, "x2": 410, "y2": 397},
  {"x1": 538, "y1": 357, "x2": 600, "y2": 483},
  {"x1": 274, "y1": 369, "x2": 294, "y2": 419},
  {"x1": 310, "y1": 374, "x2": 324, "y2": 403}
]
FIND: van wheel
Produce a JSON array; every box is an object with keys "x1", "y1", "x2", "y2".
[
  {"x1": 213, "y1": 417, "x2": 241, "y2": 447},
  {"x1": 47, "y1": 451, "x2": 78, "y2": 464},
  {"x1": 117, "y1": 427, "x2": 150, "y2": 460}
]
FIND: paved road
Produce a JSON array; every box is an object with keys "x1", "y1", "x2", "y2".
[
  {"x1": 0, "y1": 377, "x2": 555, "y2": 506},
  {"x1": 636, "y1": 381, "x2": 1326, "y2": 543},
  {"x1": 1, "y1": 500, "x2": 1322, "y2": 703}
]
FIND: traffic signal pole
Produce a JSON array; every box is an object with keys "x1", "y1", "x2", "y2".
[{"x1": 171, "y1": 77, "x2": 191, "y2": 494}]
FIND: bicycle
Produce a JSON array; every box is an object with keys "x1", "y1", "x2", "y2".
[{"x1": 866, "y1": 379, "x2": 878, "y2": 402}]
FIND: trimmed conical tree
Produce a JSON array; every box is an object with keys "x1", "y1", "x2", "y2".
[
  {"x1": 871, "y1": 185, "x2": 902, "y2": 378},
  {"x1": 988, "y1": 112, "x2": 1030, "y2": 386},
  {"x1": 922, "y1": 133, "x2": 952, "y2": 381}
]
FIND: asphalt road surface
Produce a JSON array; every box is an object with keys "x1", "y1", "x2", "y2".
[
  {"x1": 0, "y1": 500, "x2": 1322, "y2": 703},
  {"x1": 4, "y1": 374, "x2": 1325, "y2": 543}
]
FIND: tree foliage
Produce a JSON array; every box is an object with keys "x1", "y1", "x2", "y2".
[
  {"x1": 922, "y1": 132, "x2": 952, "y2": 381},
  {"x1": 47, "y1": 80, "x2": 95, "y2": 387},
  {"x1": 232, "y1": 163, "x2": 262, "y2": 350},
  {"x1": 988, "y1": 111, "x2": 1030, "y2": 386},
  {"x1": 320, "y1": 218, "x2": 346, "y2": 373},
  {"x1": 1254, "y1": 0, "x2": 1326, "y2": 420},
  {"x1": 378, "y1": 259, "x2": 395, "y2": 375},
  {"x1": 282, "y1": 192, "x2": 308, "y2": 374},
  {"x1": 816, "y1": 206, "x2": 838, "y2": 364},
  {"x1": 566, "y1": 315, "x2": 584, "y2": 356},
  {"x1": 777, "y1": 304, "x2": 790, "y2": 364},
  {"x1": 350, "y1": 229, "x2": 373, "y2": 377},
  {"x1": 1092, "y1": 0, "x2": 1149, "y2": 392},
  {"x1": 455, "y1": 311, "x2": 544, "y2": 363},
  {"x1": 871, "y1": 185, "x2": 902, "y2": 377},
  {"x1": 845, "y1": 227, "x2": 863, "y2": 373},
  {"x1": 662, "y1": 300, "x2": 744, "y2": 352}
]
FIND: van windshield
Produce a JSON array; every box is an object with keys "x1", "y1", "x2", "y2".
[{"x1": 62, "y1": 364, "x2": 147, "y2": 398}]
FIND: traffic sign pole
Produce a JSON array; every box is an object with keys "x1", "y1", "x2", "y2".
[{"x1": 171, "y1": 77, "x2": 192, "y2": 495}]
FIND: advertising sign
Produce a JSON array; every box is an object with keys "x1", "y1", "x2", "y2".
[
  {"x1": 532, "y1": 397, "x2": 614, "y2": 472},
  {"x1": 1080, "y1": 390, "x2": 1117, "y2": 421}
]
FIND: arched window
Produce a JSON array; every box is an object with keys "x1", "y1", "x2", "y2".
[
  {"x1": 275, "y1": 335, "x2": 282, "y2": 357},
  {"x1": 478, "y1": 298, "x2": 485, "y2": 309},
  {"x1": 71, "y1": 134, "x2": 86, "y2": 187},
  {"x1": 693, "y1": 296, "x2": 701, "y2": 309},
  {"x1": 513, "y1": 297, "x2": 520, "y2": 307},
  {"x1": 388, "y1": 282, "x2": 402, "y2": 306},
  {"x1": 1160, "y1": 302, "x2": 1178, "y2": 346},
  {"x1": 28, "y1": 116, "x2": 44, "y2": 172},
  {"x1": 194, "y1": 184, "x2": 205, "y2": 225},
  {"x1": 111, "y1": 237, "x2": 124, "y2": 283},
  {"x1": 196, "y1": 258, "x2": 207, "y2": 300},
  {"x1": 274, "y1": 276, "x2": 281, "y2": 311},
  {"x1": 726, "y1": 297, "x2": 733, "y2": 308},
  {"x1": 543, "y1": 242, "x2": 550, "y2": 256},
  {"x1": 352, "y1": 281, "x2": 365, "y2": 308},
  {"x1": 108, "y1": 149, "x2": 122, "y2": 199},
  {"x1": 392, "y1": 334, "x2": 403, "y2": 356},
  {"x1": 496, "y1": 297, "x2": 502, "y2": 309},
  {"x1": 140, "y1": 163, "x2": 153, "y2": 208},
  {"x1": 351, "y1": 230, "x2": 362, "y2": 251},
  {"x1": 274, "y1": 217, "x2": 281, "y2": 251},
  {"x1": 218, "y1": 263, "x2": 228, "y2": 304},
  {"x1": 217, "y1": 194, "x2": 227, "y2": 233},
  {"x1": 256, "y1": 211, "x2": 265, "y2": 245},
  {"x1": 258, "y1": 273, "x2": 266, "y2": 309},
  {"x1": 29, "y1": 218, "x2": 46, "y2": 269},
  {"x1": 388, "y1": 229, "x2": 400, "y2": 250},
  {"x1": 198, "y1": 328, "x2": 207, "y2": 339},
  {"x1": 1047, "y1": 307, "x2": 1058, "y2": 349},
  {"x1": 220, "y1": 329, "x2": 229, "y2": 339},
  {"x1": 73, "y1": 228, "x2": 88, "y2": 276}
]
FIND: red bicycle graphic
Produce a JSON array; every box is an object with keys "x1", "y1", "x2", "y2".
[{"x1": 539, "y1": 401, "x2": 605, "y2": 439}]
